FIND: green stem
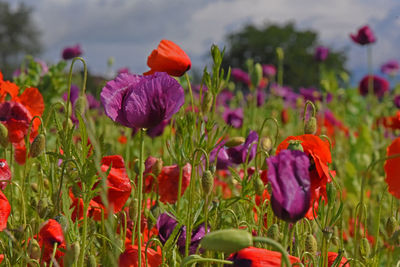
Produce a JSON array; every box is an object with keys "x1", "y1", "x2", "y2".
[
  {"x1": 136, "y1": 128, "x2": 146, "y2": 267},
  {"x1": 78, "y1": 199, "x2": 89, "y2": 266},
  {"x1": 181, "y1": 257, "x2": 233, "y2": 266},
  {"x1": 185, "y1": 72, "x2": 195, "y2": 114},
  {"x1": 176, "y1": 164, "x2": 184, "y2": 212}
]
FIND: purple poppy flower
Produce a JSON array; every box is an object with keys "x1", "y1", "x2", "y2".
[
  {"x1": 314, "y1": 46, "x2": 329, "y2": 62},
  {"x1": 350, "y1": 25, "x2": 376, "y2": 45},
  {"x1": 216, "y1": 90, "x2": 234, "y2": 107},
  {"x1": 231, "y1": 68, "x2": 250, "y2": 86},
  {"x1": 381, "y1": 60, "x2": 400, "y2": 75},
  {"x1": 86, "y1": 94, "x2": 100, "y2": 109},
  {"x1": 117, "y1": 67, "x2": 131, "y2": 74},
  {"x1": 62, "y1": 44, "x2": 83, "y2": 60},
  {"x1": 267, "y1": 149, "x2": 311, "y2": 223},
  {"x1": 223, "y1": 108, "x2": 243, "y2": 128},
  {"x1": 358, "y1": 75, "x2": 389, "y2": 98},
  {"x1": 177, "y1": 224, "x2": 208, "y2": 255},
  {"x1": 299, "y1": 87, "x2": 322, "y2": 102},
  {"x1": 101, "y1": 72, "x2": 184, "y2": 129},
  {"x1": 394, "y1": 95, "x2": 400, "y2": 108},
  {"x1": 257, "y1": 89, "x2": 266, "y2": 107},
  {"x1": 147, "y1": 119, "x2": 170, "y2": 138},
  {"x1": 209, "y1": 140, "x2": 232, "y2": 170},
  {"x1": 35, "y1": 59, "x2": 49, "y2": 75},
  {"x1": 63, "y1": 84, "x2": 80, "y2": 105},
  {"x1": 227, "y1": 130, "x2": 258, "y2": 165},
  {"x1": 262, "y1": 64, "x2": 276, "y2": 77},
  {"x1": 157, "y1": 213, "x2": 180, "y2": 244},
  {"x1": 271, "y1": 85, "x2": 300, "y2": 108}
]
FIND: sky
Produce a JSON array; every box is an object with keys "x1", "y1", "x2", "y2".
[{"x1": 7, "y1": 0, "x2": 400, "y2": 85}]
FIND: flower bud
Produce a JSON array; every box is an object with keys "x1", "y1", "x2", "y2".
[
  {"x1": 386, "y1": 217, "x2": 398, "y2": 237},
  {"x1": 200, "y1": 229, "x2": 253, "y2": 254},
  {"x1": 260, "y1": 137, "x2": 272, "y2": 152},
  {"x1": 251, "y1": 63, "x2": 263, "y2": 88},
  {"x1": 28, "y1": 239, "x2": 41, "y2": 260},
  {"x1": 43, "y1": 178, "x2": 50, "y2": 189},
  {"x1": 305, "y1": 234, "x2": 318, "y2": 255},
  {"x1": 64, "y1": 241, "x2": 80, "y2": 266},
  {"x1": 129, "y1": 198, "x2": 138, "y2": 222},
  {"x1": 0, "y1": 123, "x2": 8, "y2": 148},
  {"x1": 287, "y1": 140, "x2": 303, "y2": 152},
  {"x1": 225, "y1": 137, "x2": 245, "y2": 148},
  {"x1": 30, "y1": 183, "x2": 38, "y2": 193},
  {"x1": 201, "y1": 170, "x2": 214, "y2": 196},
  {"x1": 304, "y1": 117, "x2": 317, "y2": 135},
  {"x1": 151, "y1": 158, "x2": 163, "y2": 177},
  {"x1": 37, "y1": 198, "x2": 51, "y2": 218},
  {"x1": 30, "y1": 134, "x2": 46, "y2": 158},
  {"x1": 266, "y1": 224, "x2": 280, "y2": 241},
  {"x1": 74, "y1": 96, "x2": 87, "y2": 116},
  {"x1": 359, "y1": 237, "x2": 370, "y2": 258},
  {"x1": 201, "y1": 90, "x2": 213, "y2": 114},
  {"x1": 253, "y1": 175, "x2": 265, "y2": 196}
]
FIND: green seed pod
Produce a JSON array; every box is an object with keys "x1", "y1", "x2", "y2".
[
  {"x1": 43, "y1": 178, "x2": 50, "y2": 189},
  {"x1": 30, "y1": 134, "x2": 46, "y2": 158},
  {"x1": 201, "y1": 90, "x2": 213, "y2": 114},
  {"x1": 37, "y1": 198, "x2": 51, "y2": 218},
  {"x1": 87, "y1": 254, "x2": 97, "y2": 267},
  {"x1": 386, "y1": 217, "x2": 398, "y2": 237},
  {"x1": 129, "y1": 198, "x2": 138, "y2": 222},
  {"x1": 251, "y1": 63, "x2": 263, "y2": 88},
  {"x1": 359, "y1": 237, "x2": 370, "y2": 258},
  {"x1": 260, "y1": 137, "x2": 272, "y2": 152},
  {"x1": 152, "y1": 158, "x2": 163, "y2": 177},
  {"x1": 74, "y1": 96, "x2": 87, "y2": 116},
  {"x1": 253, "y1": 176, "x2": 265, "y2": 196},
  {"x1": 266, "y1": 224, "x2": 280, "y2": 241},
  {"x1": 30, "y1": 183, "x2": 38, "y2": 193},
  {"x1": 201, "y1": 170, "x2": 214, "y2": 196},
  {"x1": 305, "y1": 234, "x2": 318, "y2": 255},
  {"x1": 64, "y1": 241, "x2": 80, "y2": 266},
  {"x1": 225, "y1": 137, "x2": 245, "y2": 148},
  {"x1": 304, "y1": 117, "x2": 317, "y2": 135},
  {"x1": 28, "y1": 238, "x2": 41, "y2": 260},
  {"x1": 200, "y1": 229, "x2": 253, "y2": 254},
  {"x1": 287, "y1": 140, "x2": 303, "y2": 152},
  {"x1": 0, "y1": 123, "x2": 8, "y2": 148}
]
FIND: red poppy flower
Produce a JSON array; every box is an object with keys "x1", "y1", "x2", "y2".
[
  {"x1": 0, "y1": 159, "x2": 11, "y2": 190},
  {"x1": 118, "y1": 135, "x2": 128, "y2": 144},
  {"x1": 0, "y1": 254, "x2": 3, "y2": 264},
  {"x1": 37, "y1": 219, "x2": 65, "y2": 265},
  {"x1": 144, "y1": 40, "x2": 191, "y2": 77},
  {"x1": 0, "y1": 190, "x2": 10, "y2": 231},
  {"x1": 0, "y1": 73, "x2": 18, "y2": 102},
  {"x1": 327, "y1": 252, "x2": 349, "y2": 267},
  {"x1": 227, "y1": 247, "x2": 300, "y2": 267},
  {"x1": 276, "y1": 134, "x2": 335, "y2": 219},
  {"x1": 70, "y1": 155, "x2": 132, "y2": 221},
  {"x1": 119, "y1": 244, "x2": 162, "y2": 267},
  {"x1": 380, "y1": 111, "x2": 400, "y2": 130},
  {"x1": 384, "y1": 137, "x2": 400, "y2": 199},
  {"x1": 157, "y1": 163, "x2": 191, "y2": 204}
]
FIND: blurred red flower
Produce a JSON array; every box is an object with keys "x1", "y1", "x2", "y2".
[
  {"x1": 385, "y1": 137, "x2": 400, "y2": 199},
  {"x1": 157, "y1": 163, "x2": 191, "y2": 203},
  {"x1": 0, "y1": 190, "x2": 10, "y2": 231},
  {"x1": 144, "y1": 40, "x2": 191, "y2": 77},
  {"x1": 327, "y1": 252, "x2": 349, "y2": 267},
  {"x1": 37, "y1": 219, "x2": 65, "y2": 265},
  {"x1": 119, "y1": 244, "x2": 162, "y2": 267},
  {"x1": 227, "y1": 247, "x2": 300, "y2": 267}
]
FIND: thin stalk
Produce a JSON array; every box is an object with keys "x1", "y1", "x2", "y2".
[
  {"x1": 136, "y1": 128, "x2": 146, "y2": 267},
  {"x1": 78, "y1": 199, "x2": 89, "y2": 266}
]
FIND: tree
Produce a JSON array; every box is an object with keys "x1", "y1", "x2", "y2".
[
  {"x1": 0, "y1": 2, "x2": 41, "y2": 78},
  {"x1": 223, "y1": 22, "x2": 347, "y2": 88}
]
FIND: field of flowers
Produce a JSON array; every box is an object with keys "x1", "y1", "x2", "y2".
[{"x1": 0, "y1": 25, "x2": 400, "y2": 267}]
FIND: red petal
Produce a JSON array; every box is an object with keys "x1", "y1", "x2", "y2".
[{"x1": 0, "y1": 190, "x2": 10, "y2": 231}]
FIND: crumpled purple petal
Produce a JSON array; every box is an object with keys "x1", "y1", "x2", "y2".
[
  {"x1": 209, "y1": 140, "x2": 232, "y2": 170},
  {"x1": 227, "y1": 130, "x2": 258, "y2": 164},
  {"x1": 267, "y1": 149, "x2": 311, "y2": 223},
  {"x1": 223, "y1": 108, "x2": 243, "y2": 128}
]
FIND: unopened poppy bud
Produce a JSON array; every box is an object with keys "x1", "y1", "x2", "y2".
[
  {"x1": 201, "y1": 170, "x2": 214, "y2": 196},
  {"x1": 74, "y1": 96, "x2": 87, "y2": 116},
  {"x1": 304, "y1": 117, "x2": 317, "y2": 135},
  {"x1": 260, "y1": 137, "x2": 272, "y2": 152},
  {"x1": 28, "y1": 238, "x2": 41, "y2": 260},
  {"x1": 152, "y1": 158, "x2": 163, "y2": 177},
  {"x1": 359, "y1": 237, "x2": 370, "y2": 258},
  {"x1": 64, "y1": 241, "x2": 80, "y2": 266},
  {"x1": 129, "y1": 199, "x2": 138, "y2": 221},
  {"x1": 0, "y1": 123, "x2": 8, "y2": 148},
  {"x1": 30, "y1": 183, "x2": 38, "y2": 193},
  {"x1": 250, "y1": 63, "x2": 263, "y2": 88},
  {"x1": 326, "y1": 182, "x2": 336, "y2": 206},
  {"x1": 287, "y1": 140, "x2": 303, "y2": 152},
  {"x1": 43, "y1": 178, "x2": 50, "y2": 189},
  {"x1": 225, "y1": 137, "x2": 245, "y2": 148},
  {"x1": 331, "y1": 236, "x2": 339, "y2": 246},
  {"x1": 63, "y1": 118, "x2": 74, "y2": 129},
  {"x1": 386, "y1": 217, "x2": 398, "y2": 237},
  {"x1": 253, "y1": 176, "x2": 265, "y2": 196},
  {"x1": 88, "y1": 255, "x2": 97, "y2": 267},
  {"x1": 133, "y1": 159, "x2": 140, "y2": 175},
  {"x1": 305, "y1": 234, "x2": 318, "y2": 255},
  {"x1": 266, "y1": 224, "x2": 280, "y2": 241},
  {"x1": 37, "y1": 198, "x2": 51, "y2": 218},
  {"x1": 201, "y1": 90, "x2": 213, "y2": 114},
  {"x1": 200, "y1": 229, "x2": 253, "y2": 254},
  {"x1": 30, "y1": 134, "x2": 46, "y2": 158}
]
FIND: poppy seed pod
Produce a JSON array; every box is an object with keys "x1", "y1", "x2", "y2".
[
  {"x1": 201, "y1": 170, "x2": 214, "y2": 196},
  {"x1": 304, "y1": 117, "x2": 317, "y2": 135},
  {"x1": 151, "y1": 158, "x2": 163, "y2": 177},
  {"x1": 287, "y1": 140, "x2": 304, "y2": 152},
  {"x1": 0, "y1": 123, "x2": 8, "y2": 148},
  {"x1": 200, "y1": 229, "x2": 253, "y2": 254},
  {"x1": 225, "y1": 137, "x2": 245, "y2": 148},
  {"x1": 30, "y1": 134, "x2": 46, "y2": 158}
]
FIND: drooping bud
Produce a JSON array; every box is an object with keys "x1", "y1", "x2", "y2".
[
  {"x1": 200, "y1": 229, "x2": 253, "y2": 254},
  {"x1": 266, "y1": 224, "x2": 280, "y2": 241},
  {"x1": 74, "y1": 96, "x2": 87, "y2": 116},
  {"x1": 386, "y1": 217, "x2": 398, "y2": 237},
  {"x1": 201, "y1": 90, "x2": 213, "y2": 114},
  {"x1": 287, "y1": 140, "x2": 303, "y2": 152},
  {"x1": 30, "y1": 183, "x2": 38, "y2": 193},
  {"x1": 64, "y1": 241, "x2": 80, "y2": 266},
  {"x1": 43, "y1": 178, "x2": 50, "y2": 189},
  {"x1": 0, "y1": 123, "x2": 8, "y2": 148},
  {"x1": 201, "y1": 170, "x2": 214, "y2": 196},
  {"x1": 305, "y1": 234, "x2": 318, "y2": 255},
  {"x1": 260, "y1": 137, "x2": 272, "y2": 152},
  {"x1": 30, "y1": 134, "x2": 46, "y2": 158},
  {"x1": 304, "y1": 117, "x2": 317, "y2": 135},
  {"x1": 359, "y1": 237, "x2": 370, "y2": 258},
  {"x1": 151, "y1": 158, "x2": 163, "y2": 177},
  {"x1": 225, "y1": 137, "x2": 245, "y2": 148},
  {"x1": 253, "y1": 175, "x2": 265, "y2": 196},
  {"x1": 28, "y1": 239, "x2": 41, "y2": 260}
]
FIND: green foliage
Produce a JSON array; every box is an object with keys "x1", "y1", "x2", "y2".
[{"x1": 223, "y1": 22, "x2": 347, "y2": 88}]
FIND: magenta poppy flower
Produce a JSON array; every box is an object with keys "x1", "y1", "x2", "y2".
[
  {"x1": 231, "y1": 68, "x2": 251, "y2": 86},
  {"x1": 314, "y1": 46, "x2": 329, "y2": 62},
  {"x1": 381, "y1": 60, "x2": 400, "y2": 75},
  {"x1": 101, "y1": 72, "x2": 184, "y2": 129},
  {"x1": 209, "y1": 140, "x2": 232, "y2": 170},
  {"x1": 62, "y1": 44, "x2": 83, "y2": 60},
  {"x1": 227, "y1": 130, "x2": 258, "y2": 165},
  {"x1": 358, "y1": 75, "x2": 389, "y2": 98},
  {"x1": 267, "y1": 149, "x2": 311, "y2": 222},
  {"x1": 350, "y1": 25, "x2": 376, "y2": 45},
  {"x1": 262, "y1": 64, "x2": 276, "y2": 77},
  {"x1": 394, "y1": 95, "x2": 400, "y2": 108},
  {"x1": 223, "y1": 108, "x2": 243, "y2": 128}
]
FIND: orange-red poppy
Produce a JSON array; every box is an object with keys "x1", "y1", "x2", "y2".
[
  {"x1": 157, "y1": 163, "x2": 191, "y2": 204},
  {"x1": 276, "y1": 134, "x2": 335, "y2": 219},
  {"x1": 0, "y1": 190, "x2": 10, "y2": 231},
  {"x1": 227, "y1": 247, "x2": 300, "y2": 267},
  {"x1": 144, "y1": 40, "x2": 191, "y2": 77},
  {"x1": 384, "y1": 137, "x2": 400, "y2": 199},
  {"x1": 119, "y1": 244, "x2": 162, "y2": 267},
  {"x1": 327, "y1": 252, "x2": 349, "y2": 267},
  {"x1": 37, "y1": 219, "x2": 66, "y2": 265}
]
